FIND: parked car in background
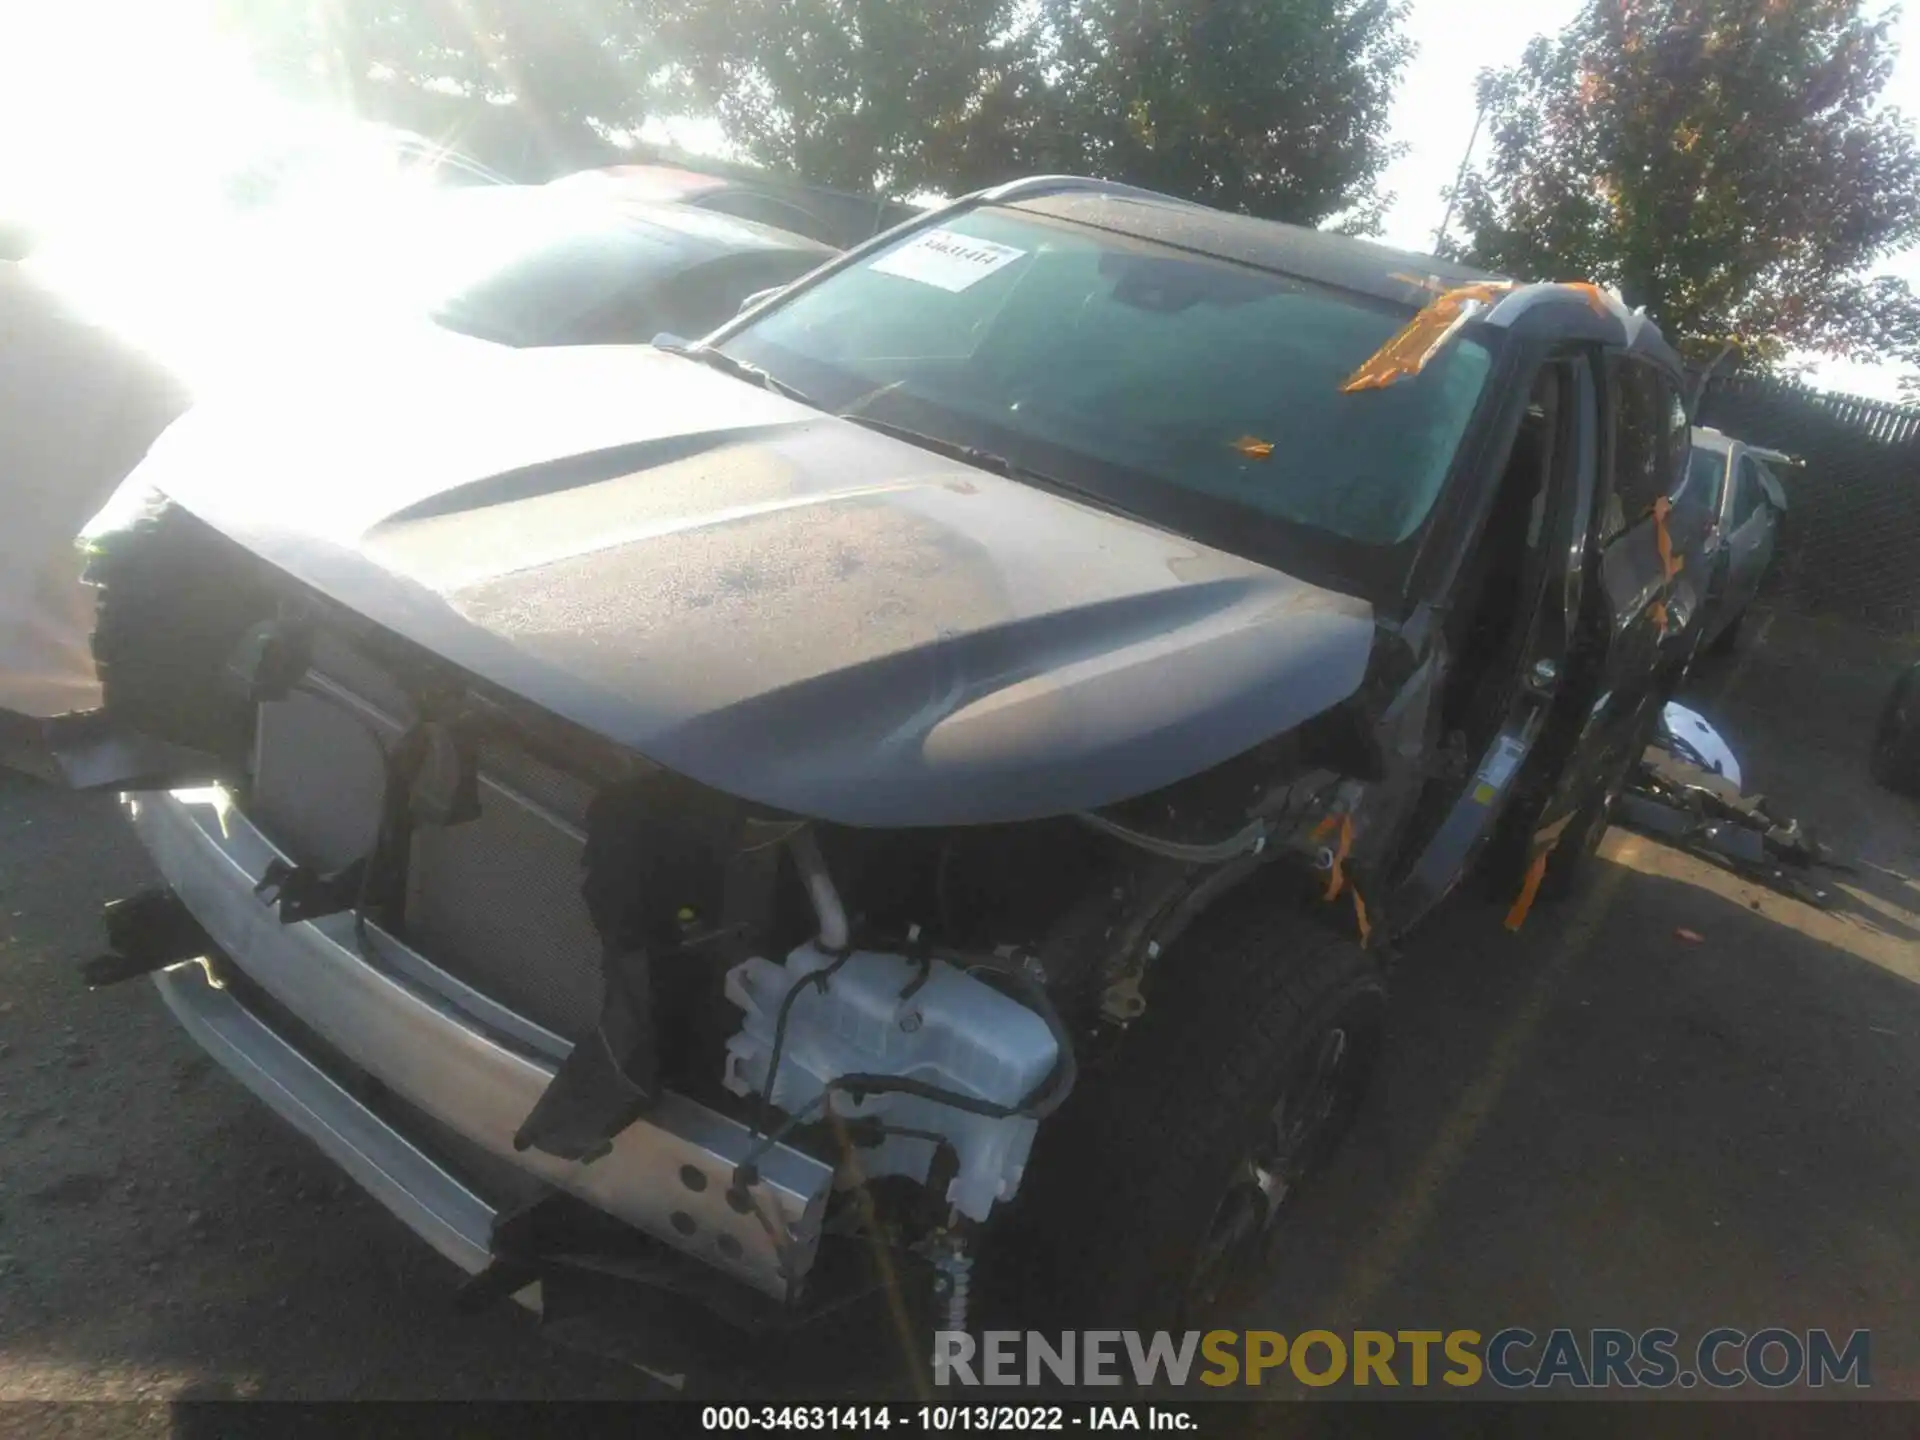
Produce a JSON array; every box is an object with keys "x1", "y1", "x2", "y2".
[
  {"x1": 1678, "y1": 425, "x2": 1791, "y2": 653},
  {"x1": 35, "y1": 177, "x2": 1707, "y2": 1385},
  {"x1": 551, "y1": 161, "x2": 925, "y2": 250},
  {"x1": 219, "y1": 121, "x2": 513, "y2": 210},
  {"x1": 361, "y1": 185, "x2": 839, "y2": 348},
  {"x1": 1, "y1": 184, "x2": 833, "y2": 757},
  {"x1": 26, "y1": 183, "x2": 837, "y2": 388},
  {"x1": 1874, "y1": 659, "x2": 1920, "y2": 797}
]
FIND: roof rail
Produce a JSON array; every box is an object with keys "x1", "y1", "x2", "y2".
[
  {"x1": 976, "y1": 174, "x2": 1191, "y2": 208},
  {"x1": 1482, "y1": 281, "x2": 1634, "y2": 331}
]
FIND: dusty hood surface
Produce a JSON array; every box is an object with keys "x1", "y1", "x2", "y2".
[{"x1": 138, "y1": 343, "x2": 1376, "y2": 825}]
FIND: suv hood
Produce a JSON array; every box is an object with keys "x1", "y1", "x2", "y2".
[{"x1": 138, "y1": 343, "x2": 1376, "y2": 825}]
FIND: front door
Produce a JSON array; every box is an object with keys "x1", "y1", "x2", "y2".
[{"x1": 1472, "y1": 350, "x2": 1700, "y2": 906}]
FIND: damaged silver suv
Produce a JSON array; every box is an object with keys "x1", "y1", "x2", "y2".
[{"x1": 44, "y1": 177, "x2": 1707, "y2": 1385}]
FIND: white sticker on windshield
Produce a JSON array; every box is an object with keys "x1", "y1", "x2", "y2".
[{"x1": 870, "y1": 229, "x2": 1027, "y2": 292}]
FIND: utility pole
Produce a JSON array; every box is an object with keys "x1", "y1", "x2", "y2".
[{"x1": 1433, "y1": 98, "x2": 1487, "y2": 254}]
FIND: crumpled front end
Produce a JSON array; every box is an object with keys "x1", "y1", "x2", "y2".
[{"x1": 70, "y1": 492, "x2": 1402, "y2": 1381}]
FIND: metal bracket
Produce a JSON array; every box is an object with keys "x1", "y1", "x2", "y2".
[
  {"x1": 83, "y1": 888, "x2": 213, "y2": 989},
  {"x1": 253, "y1": 857, "x2": 367, "y2": 924}
]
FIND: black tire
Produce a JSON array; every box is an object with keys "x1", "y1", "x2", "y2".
[
  {"x1": 1706, "y1": 607, "x2": 1745, "y2": 657},
  {"x1": 88, "y1": 502, "x2": 277, "y2": 759},
  {"x1": 1537, "y1": 689, "x2": 1668, "y2": 902},
  {"x1": 1872, "y1": 663, "x2": 1920, "y2": 797},
  {"x1": 1536, "y1": 773, "x2": 1615, "y2": 902},
  {"x1": 1002, "y1": 895, "x2": 1386, "y2": 1330}
]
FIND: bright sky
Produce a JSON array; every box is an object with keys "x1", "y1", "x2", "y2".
[
  {"x1": 1378, "y1": 0, "x2": 1920, "y2": 399},
  {"x1": 5, "y1": 0, "x2": 1920, "y2": 398}
]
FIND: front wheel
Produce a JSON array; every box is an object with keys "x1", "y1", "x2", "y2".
[
  {"x1": 1537, "y1": 689, "x2": 1668, "y2": 901},
  {"x1": 1004, "y1": 896, "x2": 1387, "y2": 1329},
  {"x1": 1706, "y1": 607, "x2": 1746, "y2": 657}
]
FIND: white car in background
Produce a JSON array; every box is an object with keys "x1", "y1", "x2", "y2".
[
  {"x1": 2, "y1": 178, "x2": 833, "y2": 750},
  {"x1": 1680, "y1": 425, "x2": 1792, "y2": 653}
]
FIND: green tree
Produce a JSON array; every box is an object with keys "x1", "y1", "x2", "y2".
[
  {"x1": 222, "y1": 0, "x2": 1415, "y2": 220},
  {"x1": 1041, "y1": 0, "x2": 1414, "y2": 226},
  {"x1": 219, "y1": 0, "x2": 642, "y2": 177},
  {"x1": 1455, "y1": 0, "x2": 1920, "y2": 368},
  {"x1": 646, "y1": 0, "x2": 1412, "y2": 219},
  {"x1": 644, "y1": 0, "x2": 1057, "y2": 195}
]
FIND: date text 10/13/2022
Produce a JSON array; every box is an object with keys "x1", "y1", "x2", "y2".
[{"x1": 702, "y1": 1408, "x2": 1195, "y2": 1431}]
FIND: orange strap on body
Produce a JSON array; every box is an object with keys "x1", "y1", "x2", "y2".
[
  {"x1": 1651, "y1": 495, "x2": 1684, "y2": 584},
  {"x1": 1313, "y1": 812, "x2": 1355, "y2": 900},
  {"x1": 1504, "y1": 852, "x2": 1552, "y2": 931},
  {"x1": 1311, "y1": 812, "x2": 1371, "y2": 944},
  {"x1": 1340, "y1": 282, "x2": 1515, "y2": 392},
  {"x1": 1504, "y1": 812, "x2": 1578, "y2": 932},
  {"x1": 1554, "y1": 281, "x2": 1613, "y2": 316}
]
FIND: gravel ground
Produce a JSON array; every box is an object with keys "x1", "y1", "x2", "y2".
[{"x1": 1, "y1": 606, "x2": 1916, "y2": 1408}]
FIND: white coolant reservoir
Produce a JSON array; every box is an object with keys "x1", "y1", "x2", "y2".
[{"x1": 723, "y1": 943, "x2": 1059, "y2": 1221}]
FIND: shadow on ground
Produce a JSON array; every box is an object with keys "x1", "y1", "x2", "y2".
[{"x1": 1245, "y1": 608, "x2": 1920, "y2": 1398}]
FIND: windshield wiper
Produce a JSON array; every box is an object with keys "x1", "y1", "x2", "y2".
[
  {"x1": 839, "y1": 411, "x2": 1146, "y2": 517},
  {"x1": 835, "y1": 412, "x2": 1062, "y2": 487},
  {"x1": 656, "y1": 340, "x2": 814, "y2": 405}
]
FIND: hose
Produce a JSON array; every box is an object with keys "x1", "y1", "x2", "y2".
[
  {"x1": 789, "y1": 825, "x2": 849, "y2": 953},
  {"x1": 1075, "y1": 810, "x2": 1271, "y2": 864}
]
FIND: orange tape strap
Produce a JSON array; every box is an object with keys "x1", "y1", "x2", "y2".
[
  {"x1": 1649, "y1": 598, "x2": 1669, "y2": 638},
  {"x1": 1504, "y1": 850, "x2": 1551, "y2": 932},
  {"x1": 1503, "y1": 810, "x2": 1577, "y2": 932},
  {"x1": 1534, "y1": 811, "x2": 1577, "y2": 852},
  {"x1": 1555, "y1": 281, "x2": 1613, "y2": 316},
  {"x1": 1311, "y1": 810, "x2": 1371, "y2": 942},
  {"x1": 1340, "y1": 282, "x2": 1514, "y2": 393},
  {"x1": 1324, "y1": 814, "x2": 1355, "y2": 901},
  {"x1": 1651, "y1": 496, "x2": 1684, "y2": 584}
]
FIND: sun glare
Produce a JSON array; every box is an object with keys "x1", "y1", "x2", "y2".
[
  {"x1": 0, "y1": 0, "x2": 271, "y2": 228},
  {"x1": 0, "y1": 0, "x2": 484, "y2": 393}
]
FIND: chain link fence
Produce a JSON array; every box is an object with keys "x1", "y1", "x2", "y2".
[{"x1": 1694, "y1": 373, "x2": 1920, "y2": 636}]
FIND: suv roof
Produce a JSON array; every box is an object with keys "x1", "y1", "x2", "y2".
[
  {"x1": 1007, "y1": 187, "x2": 1505, "y2": 300},
  {"x1": 979, "y1": 176, "x2": 1685, "y2": 374}
]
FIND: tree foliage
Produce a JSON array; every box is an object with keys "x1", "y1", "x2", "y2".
[
  {"x1": 224, "y1": 0, "x2": 1413, "y2": 221},
  {"x1": 1455, "y1": 0, "x2": 1920, "y2": 368},
  {"x1": 1039, "y1": 0, "x2": 1413, "y2": 226},
  {"x1": 641, "y1": 0, "x2": 1057, "y2": 195},
  {"x1": 220, "y1": 0, "x2": 643, "y2": 176},
  {"x1": 647, "y1": 0, "x2": 1412, "y2": 221}
]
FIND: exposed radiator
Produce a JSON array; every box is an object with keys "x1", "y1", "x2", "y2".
[{"x1": 248, "y1": 645, "x2": 605, "y2": 1043}]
